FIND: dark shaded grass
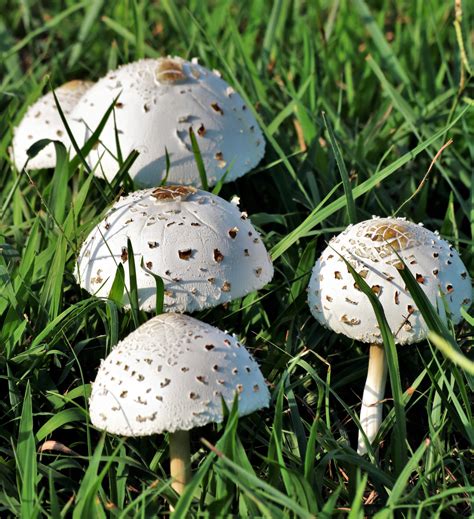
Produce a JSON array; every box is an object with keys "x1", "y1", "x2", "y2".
[{"x1": 0, "y1": 0, "x2": 473, "y2": 516}]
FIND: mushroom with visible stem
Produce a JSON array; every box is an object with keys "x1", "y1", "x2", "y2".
[
  {"x1": 11, "y1": 79, "x2": 94, "y2": 171},
  {"x1": 69, "y1": 56, "x2": 265, "y2": 187},
  {"x1": 307, "y1": 216, "x2": 472, "y2": 454},
  {"x1": 89, "y1": 313, "x2": 270, "y2": 496},
  {"x1": 75, "y1": 184, "x2": 273, "y2": 314}
]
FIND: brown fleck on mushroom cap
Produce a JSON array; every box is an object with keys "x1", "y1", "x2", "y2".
[
  {"x1": 89, "y1": 313, "x2": 270, "y2": 436},
  {"x1": 75, "y1": 186, "x2": 273, "y2": 312},
  {"x1": 69, "y1": 57, "x2": 265, "y2": 187},
  {"x1": 11, "y1": 80, "x2": 94, "y2": 170},
  {"x1": 308, "y1": 217, "x2": 472, "y2": 345}
]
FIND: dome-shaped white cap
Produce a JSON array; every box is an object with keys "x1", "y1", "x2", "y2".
[
  {"x1": 69, "y1": 57, "x2": 265, "y2": 187},
  {"x1": 89, "y1": 313, "x2": 270, "y2": 436},
  {"x1": 308, "y1": 217, "x2": 472, "y2": 345},
  {"x1": 75, "y1": 185, "x2": 273, "y2": 312},
  {"x1": 11, "y1": 80, "x2": 93, "y2": 170}
]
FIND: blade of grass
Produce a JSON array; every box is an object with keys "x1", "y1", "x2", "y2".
[
  {"x1": 16, "y1": 382, "x2": 39, "y2": 519},
  {"x1": 189, "y1": 126, "x2": 208, "y2": 190},
  {"x1": 340, "y1": 255, "x2": 407, "y2": 474},
  {"x1": 271, "y1": 105, "x2": 469, "y2": 259},
  {"x1": 322, "y1": 112, "x2": 356, "y2": 223}
]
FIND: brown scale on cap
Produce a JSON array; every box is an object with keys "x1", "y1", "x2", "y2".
[
  {"x1": 178, "y1": 249, "x2": 193, "y2": 260},
  {"x1": 394, "y1": 290, "x2": 400, "y2": 305},
  {"x1": 151, "y1": 185, "x2": 197, "y2": 201},
  {"x1": 197, "y1": 123, "x2": 206, "y2": 136},
  {"x1": 227, "y1": 227, "x2": 239, "y2": 239},
  {"x1": 340, "y1": 314, "x2": 361, "y2": 326},
  {"x1": 211, "y1": 102, "x2": 224, "y2": 115},
  {"x1": 214, "y1": 249, "x2": 224, "y2": 262},
  {"x1": 155, "y1": 58, "x2": 187, "y2": 84},
  {"x1": 371, "y1": 285, "x2": 382, "y2": 296}
]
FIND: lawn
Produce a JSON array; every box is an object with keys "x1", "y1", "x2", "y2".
[{"x1": 0, "y1": 0, "x2": 473, "y2": 517}]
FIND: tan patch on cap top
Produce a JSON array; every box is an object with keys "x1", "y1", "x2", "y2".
[
  {"x1": 155, "y1": 59, "x2": 187, "y2": 84},
  {"x1": 61, "y1": 79, "x2": 94, "y2": 91},
  {"x1": 366, "y1": 222, "x2": 412, "y2": 251},
  {"x1": 151, "y1": 185, "x2": 197, "y2": 201}
]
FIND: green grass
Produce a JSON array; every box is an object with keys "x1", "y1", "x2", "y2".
[{"x1": 1, "y1": 0, "x2": 473, "y2": 516}]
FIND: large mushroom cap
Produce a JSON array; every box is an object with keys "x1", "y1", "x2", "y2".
[
  {"x1": 308, "y1": 217, "x2": 472, "y2": 345},
  {"x1": 89, "y1": 313, "x2": 270, "y2": 436},
  {"x1": 69, "y1": 57, "x2": 265, "y2": 187},
  {"x1": 75, "y1": 185, "x2": 273, "y2": 312},
  {"x1": 11, "y1": 80, "x2": 93, "y2": 170}
]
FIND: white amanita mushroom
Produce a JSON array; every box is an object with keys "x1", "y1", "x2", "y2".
[
  {"x1": 308, "y1": 216, "x2": 472, "y2": 454},
  {"x1": 11, "y1": 80, "x2": 93, "y2": 170},
  {"x1": 89, "y1": 312, "x2": 270, "y2": 494},
  {"x1": 75, "y1": 185, "x2": 273, "y2": 312},
  {"x1": 69, "y1": 57, "x2": 265, "y2": 187}
]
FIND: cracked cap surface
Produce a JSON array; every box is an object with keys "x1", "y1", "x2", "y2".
[
  {"x1": 75, "y1": 186, "x2": 273, "y2": 312},
  {"x1": 89, "y1": 313, "x2": 270, "y2": 436},
  {"x1": 69, "y1": 57, "x2": 265, "y2": 186},
  {"x1": 308, "y1": 217, "x2": 472, "y2": 344},
  {"x1": 11, "y1": 80, "x2": 93, "y2": 170}
]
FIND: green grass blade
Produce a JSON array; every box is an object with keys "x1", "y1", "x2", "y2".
[
  {"x1": 271, "y1": 105, "x2": 469, "y2": 260},
  {"x1": 189, "y1": 126, "x2": 208, "y2": 190},
  {"x1": 17, "y1": 382, "x2": 39, "y2": 519},
  {"x1": 341, "y1": 256, "x2": 407, "y2": 474},
  {"x1": 322, "y1": 112, "x2": 357, "y2": 223},
  {"x1": 352, "y1": 0, "x2": 410, "y2": 85}
]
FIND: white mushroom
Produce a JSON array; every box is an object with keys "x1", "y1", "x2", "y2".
[
  {"x1": 308, "y1": 216, "x2": 472, "y2": 454},
  {"x1": 69, "y1": 57, "x2": 265, "y2": 187},
  {"x1": 89, "y1": 312, "x2": 270, "y2": 493},
  {"x1": 11, "y1": 80, "x2": 94, "y2": 170},
  {"x1": 75, "y1": 185, "x2": 273, "y2": 312}
]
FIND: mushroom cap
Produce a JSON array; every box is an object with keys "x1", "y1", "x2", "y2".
[
  {"x1": 75, "y1": 185, "x2": 273, "y2": 312},
  {"x1": 89, "y1": 313, "x2": 270, "y2": 436},
  {"x1": 308, "y1": 217, "x2": 472, "y2": 345},
  {"x1": 11, "y1": 80, "x2": 94, "y2": 170},
  {"x1": 68, "y1": 57, "x2": 265, "y2": 187}
]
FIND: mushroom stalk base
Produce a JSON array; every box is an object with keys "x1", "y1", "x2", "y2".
[
  {"x1": 169, "y1": 430, "x2": 191, "y2": 495},
  {"x1": 357, "y1": 343, "x2": 388, "y2": 455}
]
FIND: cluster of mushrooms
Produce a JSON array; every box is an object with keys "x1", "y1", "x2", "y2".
[{"x1": 12, "y1": 56, "x2": 472, "y2": 496}]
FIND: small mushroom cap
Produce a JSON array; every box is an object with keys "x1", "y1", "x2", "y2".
[
  {"x1": 75, "y1": 185, "x2": 273, "y2": 312},
  {"x1": 11, "y1": 80, "x2": 94, "y2": 170},
  {"x1": 308, "y1": 217, "x2": 472, "y2": 345},
  {"x1": 69, "y1": 57, "x2": 265, "y2": 187},
  {"x1": 89, "y1": 313, "x2": 270, "y2": 436}
]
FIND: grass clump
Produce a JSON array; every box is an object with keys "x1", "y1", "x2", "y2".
[{"x1": 0, "y1": 0, "x2": 473, "y2": 516}]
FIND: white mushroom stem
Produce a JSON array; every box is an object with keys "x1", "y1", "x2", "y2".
[
  {"x1": 169, "y1": 430, "x2": 191, "y2": 495},
  {"x1": 357, "y1": 344, "x2": 388, "y2": 455}
]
